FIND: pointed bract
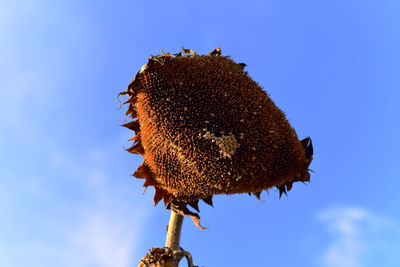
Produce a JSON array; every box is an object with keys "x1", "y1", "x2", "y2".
[
  {"x1": 125, "y1": 105, "x2": 137, "y2": 119},
  {"x1": 153, "y1": 187, "x2": 164, "y2": 206},
  {"x1": 163, "y1": 194, "x2": 172, "y2": 206},
  {"x1": 286, "y1": 182, "x2": 293, "y2": 192},
  {"x1": 253, "y1": 191, "x2": 262, "y2": 200},
  {"x1": 122, "y1": 120, "x2": 140, "y2": 134},
  {"x1": 277, "y1": 185, "x2": 288, "y2": 199},
  {"x1": 188, "y1": 200, "x2": 200, "y2": 212},
  {"x1": 143, "y1": 177, "x2": 155, "y2": 187},
  {"x1": 133, "y1": 161, "x2": 150, "y2": 179},
  {"x1": 301, "y1": 137, "x2": 313, "y2": 159},
  {"x1": 202, "y1": 196, "x2": 213, "y2": 207},
  {"x1": 128, "y1": 134, "x2": 140, "y2": 142},
  {"x1": 126, "y1": 141, "x2": 145, "y2": 155}
]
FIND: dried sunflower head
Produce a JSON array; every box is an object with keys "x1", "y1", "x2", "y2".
[{"x1": 120, "y1": 48, "x2": 313, "y2": 228}]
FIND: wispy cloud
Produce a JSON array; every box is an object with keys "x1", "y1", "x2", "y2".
[
  {"x1": 316, "y1": 206, "x2": 400, "y2": 267},
  {"x1": 0, "y1": 209, "x2": 148, "y2": 267},
  {"x1": 317, "y1": 207, "x2": 367, "y2": 267},
  {"x1": 0, "y1": 3, "x2": 146, "y2": 265},
  {"x1": 68, "y1": 211, "x2": 146, "y2": 267}
]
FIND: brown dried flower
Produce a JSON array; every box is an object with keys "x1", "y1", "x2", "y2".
[{"x1": 119, "y1": 48, "x2": 313, "y2": 228}]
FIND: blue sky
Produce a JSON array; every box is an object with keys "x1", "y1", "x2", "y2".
[{"x1": 1, "y1": 0, "x2": 399, "y2": 266}]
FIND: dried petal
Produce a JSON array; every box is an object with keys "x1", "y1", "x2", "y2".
[
  {"x1": 202, "y1": 196, "x2": 214, "y2": 207},
  {"x1": 188, "y1": 200, "x2": 200, "y2": 212},
  {"x1": 126, "y1": 141, "x2": 145, "y2": 155},
  {"x1": 122, "y1": 120, "x2": 140, "y2": 134},
  {"x1": 133, "y1": 161, "x2": 150, "y2": 179},
  {"x1": 153, "y1": 187, "x2": 164, "y2": 206},
  {"x1": 277, "y1": 185, "x2": 288, "y2": 199},
  {"x1": 253, "y1": 191, "x2": 262, "y2": 201}
]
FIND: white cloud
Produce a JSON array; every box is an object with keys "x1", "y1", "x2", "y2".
[
  {"x1": 317, "y1": 207, "x2": 366, "y2": 267},
  {"x1": 68, "y1": 211, "x2": 144, "y2": 267},
  {"x1": 318, "y1": 207, "x2": 366, "y2": 236},
  {"x1": 0, "y1": 209, "x2": 149, "y2": 267},
  {"x1": 0, "y1": 2, "x2": 149, "y2": 267},
  {"x1": 316, "y1": 206, "x2": 400, "y2": 267}
]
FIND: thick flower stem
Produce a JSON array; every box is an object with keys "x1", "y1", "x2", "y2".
[
  {"x1": 165, "y1": 210, "x2": 184, "y2": 251},
  {"x1": 137, "y1": 211, "x2": 185, "y2": 267}
]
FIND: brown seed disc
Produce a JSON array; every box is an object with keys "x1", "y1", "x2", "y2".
[{"x1": 120, "y1": 48, "x2": 313, "y2": 221}]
